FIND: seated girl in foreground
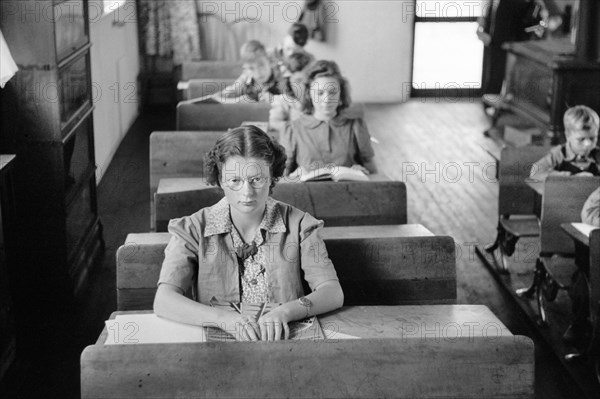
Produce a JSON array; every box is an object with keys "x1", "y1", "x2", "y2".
[
  {"x1": 281, "y1": 60, "x2": 377, "y2": 177},
  {"x1": 154, "y1": 126, "x2": 344, "y2": 341}
]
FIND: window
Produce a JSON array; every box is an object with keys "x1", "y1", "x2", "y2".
[
  {"x1": 103, "y1": 0, "x2": 126, "y2": 15},
  {"x1": 411, "y1": 0, "x2": 487, "y2": 97}
]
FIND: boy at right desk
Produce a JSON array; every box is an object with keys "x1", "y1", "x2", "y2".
[{"x1": 529, "y1": 105, "x2": 600, "y2": 181}]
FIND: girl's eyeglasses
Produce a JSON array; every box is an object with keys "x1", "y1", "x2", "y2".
[{"x1": 222, "y1": 177, "x2": 269, "y2": 190}]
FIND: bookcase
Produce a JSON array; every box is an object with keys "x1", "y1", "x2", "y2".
[
  {"x1": 0, "y1": 0, "x2": 104, "y2": 301},
  {"x1": 0, "y1": 155, "x2": 17, "y2": 380},
  {"x1": 501, "y1": 39, "x2": 600, "y2": 143}
]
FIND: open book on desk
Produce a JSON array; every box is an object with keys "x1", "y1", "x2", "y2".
[
  {"x1": 183, "y1": 93, "x2": 257, "y2": 105},
  {"x1": 296, "y1": 166, "x2": 369, "y2": 182},
  {"x1": 104, "y1": 303, "x2": 336, "y2": 345}
]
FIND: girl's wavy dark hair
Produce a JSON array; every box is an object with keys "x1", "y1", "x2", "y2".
[
  {"x1": 204, "y1": 126, "x2": 287, "y2": 193},
  {"x1": 300, "y1": 60, "x2": 351, "y2": 115}
]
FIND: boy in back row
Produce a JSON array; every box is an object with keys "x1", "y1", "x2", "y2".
[
  {"x1": 219, "y1": 40, "x2": 284, "y2": 103},
  {"x1": 218, "y1": 24, "x2": 314, "y2": 104},
  {"x1": 530, "y1": 105, "x2": 600, "y2": 180}
]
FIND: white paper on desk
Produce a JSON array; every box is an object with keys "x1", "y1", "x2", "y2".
[
  {"x1": 572, "y1": 223, "x2": 599, "y2": 238},
  {"x1": 322, "y1": 329, "x2": 360, "y2": 340},
  {"x1": 104, "y1": 314, "x2": 206, "y2": 345}
]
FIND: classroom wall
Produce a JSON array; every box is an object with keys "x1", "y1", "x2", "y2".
[
  {"x1": 306, "y1": 0, "x2": 414, "y2": 102},
  {"x1": 202, "y1": 0, "x2": 415, "y2": 102},
  {"x1": 89, "y1": 0, "x2": 140, "y2": 182}
]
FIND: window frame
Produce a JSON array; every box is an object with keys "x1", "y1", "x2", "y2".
[{"x1": 411, "y1": 1, "x2": 484, "y2": 98}]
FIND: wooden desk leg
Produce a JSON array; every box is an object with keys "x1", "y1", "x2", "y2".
[
  {"x1": 485, "y1": 218, "x2": 517, "y2": 274},
  {"x1": 564, "y1": 273, "x2": 598, "y2": 374},
  {"x1": 564, "y1": 305, "x2": 600, "y2": 385},
  {"x1": 484, "y1": 222, "x2": 501, "y2": 253},
  {"x1": 583, "y1": 303, "x2": 600, "y2": 383},
  {"x1": 483, "y1": 106, "x2": 504, "y2": 137},
  {"x1": 516, "y1": 258, "x2": 549, "y2": 326},
  {"x1": 516, "y1": 259, "x2": 542, "y2": 298}
]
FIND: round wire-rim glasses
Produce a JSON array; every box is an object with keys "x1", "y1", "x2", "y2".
[{"x1": 222, "y1": 176, "x2": 270, "y2": 190}]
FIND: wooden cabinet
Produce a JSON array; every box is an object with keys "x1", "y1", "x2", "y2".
[
  {"x1": 0, "y1": 0, "x2": 104, "y2": 299},
  {"x1": 501, "y1": 39, "x2": 600, "y2": 143},
  {"x1": 0, "y1": 155, "x2": 17, "y2": 381}
]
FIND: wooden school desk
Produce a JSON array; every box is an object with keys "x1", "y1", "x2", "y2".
[
  {"x1": 176, "y1": 101, "x2": 270, "y2": 131},
  {"x1": 149, "y1": 131, "x2": 225, "y2": 230},
  {"x1": 153, "y1": 177, "x2": 406, "y2": 232},
  {"x1": 116, "y1": 224, "x2": 455, "y2": 311},
  {"x1": 175, "y1": 60, "x2": 243, "y2": 101},
  {"x1": 561, "y1": 223, "x2": 597, "y2": 272},
  {"x1": 517, "y1": 176, "x2": 600, "y2": 325},
  {"x1": 561, "y1": 224, "x2": 600, "y2": 367},
  {"x1": 525, "y1": 179, "x2": 544, "y2": 217},
  {"x1": 480, "y1": 143, "x2": 550, "y2": 272},
  {"x1": 81, "y1": 305, "x2": 534, "y2": 399},
  {"x1": 178, "y1": 60, "x2": 244, "y2": 82}
]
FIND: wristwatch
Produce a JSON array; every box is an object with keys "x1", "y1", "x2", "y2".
[{"x1": 298, "y1": 296, "x2": 312, "y2": 318}]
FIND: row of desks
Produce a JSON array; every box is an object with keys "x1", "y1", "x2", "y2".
[
  {"x1": 99, "y1": 214, "x2": 536, "y2": 397},
  {"x1": 478, "y1": 130, "x2": 600, "y2": 386},
  {"x1": 81, "y1": 103, "x2": 537, "y2": 397},
  {"x1": 149, "y1": 129, "x2": 393, "y2": 231}
]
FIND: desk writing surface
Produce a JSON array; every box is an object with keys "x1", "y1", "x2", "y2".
[
  {"x1": 120, "y1": 224, "x2": 434, "y2": 250},
  {"x1": 320, "y1": 224, "x2": 433, "y2": 239},
  {"x1": 120, "y1": 223, "x2": 434, "y2": 251},
  {"x1": 318, "y1": 305, "x2": 512, "y2": 339},
  {"x1": 526, "y1": 180, "x2": 544, "y2": 196},
  {"x1": 157, "y1": 177, "x2": 209, "y2": 194},
  {"x1": 561, "y1": 223, "x2": 596, "y2": 246},
  {"x1": 0, "y1": 154, "x2": 16, "y2": 171},
  {"x1": 96, "y1": 305, "x2": 512, "y2": 345},
  {"x1": 157, "y1": 174, "x2": 393, "y2": 195},
  {"x1": 84, "y1": 305, "x2": 532, "y2": 399}
]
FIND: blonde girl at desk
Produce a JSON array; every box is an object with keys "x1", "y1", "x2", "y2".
[{"x1": 154, "y1": 126, "x2": 344, "y2": 341}]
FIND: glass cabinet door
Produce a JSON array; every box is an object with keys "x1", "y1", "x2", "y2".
[{"x1": 54, "y1": 0, "x2": 88, "y2": 62}]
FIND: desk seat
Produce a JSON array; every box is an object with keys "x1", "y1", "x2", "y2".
[
  {"x1": 116, "y1": 225, "x2": 455, "y2": 310},
  {"x1": 501, "y1": 216, "x2": 539, "y2": 237},
  {"x1": 176, "y1": 101, "x2": 270, "y2": 131},
  {"x1": 82, "y1": 305, "x2": 534, "y2": 399}
]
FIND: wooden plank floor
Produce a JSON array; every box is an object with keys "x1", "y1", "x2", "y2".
[
  {"x1": 364, "y1": 100, "x2": 594, "y2": 398},
  {"x1": 1, "y1": 101, "x2": 593, "y2": 398}
]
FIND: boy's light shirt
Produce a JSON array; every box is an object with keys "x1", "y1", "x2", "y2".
[{"x1": 529, "y1": 142, "x2": 600, "y2": 180}]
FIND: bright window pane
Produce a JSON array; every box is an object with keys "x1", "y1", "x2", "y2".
[
  {"x1": 415, "y1": 1, "x2": 488, "y2": 18},
  {"x1": 103, "y1": 0, "x2": 126, "y2": 15},
  {"x1": 412, "y1": 22, "x2": 483, "y2": 90}
]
